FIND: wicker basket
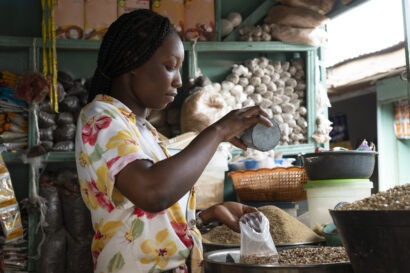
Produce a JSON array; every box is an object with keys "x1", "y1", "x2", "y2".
[{"x1": 228, "y1": 166, "x2": 308, "y2": 202}]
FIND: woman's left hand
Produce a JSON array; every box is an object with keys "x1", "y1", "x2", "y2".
[{"x1": 200, "y1": 201, "x2": 258, "y2": 232}]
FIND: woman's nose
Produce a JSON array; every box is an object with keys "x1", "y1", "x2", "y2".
[{"x1": 173, "y1": 71, "x2": 183, "y2": 88}]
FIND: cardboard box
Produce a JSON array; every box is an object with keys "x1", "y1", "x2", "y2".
[
  {"x1": 117, "y1": 0, "x2": 150, "y2": 17},
  {"x1": 152, "y1": 0, "x2": 184, "y2": 38},
  {"x1": 184, "y1": 0, "x2": 215, "y2": 41},
  {"x1": 54, "y1": 0, "x2": 85, "y2": 39},
  {"x1": 84, "y1": 0, "x2": 117, "y2": 40}
]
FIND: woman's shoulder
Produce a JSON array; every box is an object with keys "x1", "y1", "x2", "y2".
[
  {"x1": 82, "y1": 95, "x2": 127, "y2": 116},
  {"x1": 79, "y1": 95, "x2": 135, "y2": 126}
]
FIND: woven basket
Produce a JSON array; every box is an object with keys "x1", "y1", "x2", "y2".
[{"x1": 228, "y1": 166, "x2": 308, "y2": 202}]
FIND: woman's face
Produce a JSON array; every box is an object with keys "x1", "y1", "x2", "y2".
[{"x1": 129, "y1": 31, "x2": 184, "y2": 111}]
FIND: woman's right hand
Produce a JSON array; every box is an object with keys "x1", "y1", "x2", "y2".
[{"x1": 211, "y1": 105, "x2": 272, "y2": 150}]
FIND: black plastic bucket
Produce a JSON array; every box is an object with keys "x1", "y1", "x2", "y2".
[{"x1": 330, "y1": 210, "x2": 410, "y2": 273}]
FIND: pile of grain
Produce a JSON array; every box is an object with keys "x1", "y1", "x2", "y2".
[
  {"x1": 336, "y1": 183, "x2": 410, "y2": 210},
  {"x1": 240, "y1": 246, "x2": 349, "y2": 265},
  {"x1": 278, "y1": 246, "x2": 349, "y2": 265},
  {"x1": 202, "y1": 205, "x2": 324, "y2": 245}
]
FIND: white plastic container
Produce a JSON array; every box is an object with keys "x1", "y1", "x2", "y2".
[{"x1": 304, "y1": 179, "x2": 373, "y2": 228}]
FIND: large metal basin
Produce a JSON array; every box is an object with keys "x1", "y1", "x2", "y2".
[{"x1": 203, "y1": 248, "x2": 353, "y2": 273}]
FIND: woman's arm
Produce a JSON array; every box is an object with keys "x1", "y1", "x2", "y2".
[
  {"x1": 197, "y1": 201, "x2": 258, "y2": 232},
  {"x1": 115, "y1": 106, "x2": 271, "y2": 212}
]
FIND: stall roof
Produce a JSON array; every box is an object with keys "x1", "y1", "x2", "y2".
[{"x1": 325, "y1": 0, "x2": 405, "y2": 99}]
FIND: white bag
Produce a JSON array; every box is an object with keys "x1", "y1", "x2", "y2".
[{"x1": 239, "y1": 212, "x2": 279, "y2": 265}]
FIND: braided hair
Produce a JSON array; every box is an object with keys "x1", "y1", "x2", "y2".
[{"x1": 88, "y1": 9, "x2": 172, "y2": 102}]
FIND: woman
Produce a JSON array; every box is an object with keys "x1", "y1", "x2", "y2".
[{"x1": 75, "y1": 9, "x2": 272, "y2": 273}]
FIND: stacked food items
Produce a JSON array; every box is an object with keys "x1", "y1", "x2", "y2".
[
  {"x1": 0, "y1": 152, "x2": 27, "y2": 272},
  {"x1": 30, "y1": 71, "x2": 88, "y2": 154},
  {"x1": 181, "y1": 57, "x2": 308, "y2": 145},
  {"x1": 36, "y1": 169, "x2": 93, "y2": 273},
  {"x1": 54, "y1": 0, "x2": 216, "y2": 41},
  {"x1": 238, "y1": 0, "x2": 336, "y2": 46},
  {"x1": 0, "y1": 71, "x2": 28, "y2": 152}
]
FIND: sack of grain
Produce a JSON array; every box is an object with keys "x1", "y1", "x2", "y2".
[{"x1": 264, "y1": 5, "x2": 329, "y2": 28}]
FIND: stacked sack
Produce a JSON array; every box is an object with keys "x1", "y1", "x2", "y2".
[
  {"x1": 0, "y1": 71, "x2": 29, "y2": 152},
  {"x1": 36, "y1": 71, "x2": 88, "y2": 153},
  {"x1": 37, "y1": 169, "x2": 93, "y2": 273},
  {"x1": 239, "y1": 0, "x2": 337, "y2": 46}
]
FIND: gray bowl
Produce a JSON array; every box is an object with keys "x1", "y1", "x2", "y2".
[{"x1": 301, "y1": 151, "x2": 377, "y2": 180}]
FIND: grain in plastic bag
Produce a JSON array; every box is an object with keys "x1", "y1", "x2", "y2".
[{"x1": 239, "y1": 212, "x2": 279, "y2": 265}]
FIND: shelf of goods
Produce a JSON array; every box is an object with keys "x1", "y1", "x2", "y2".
[{"x1": 0, "y1": 1, "x2": 336, "y2": 271}]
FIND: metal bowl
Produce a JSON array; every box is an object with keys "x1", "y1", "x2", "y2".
[
  {"x1": 301, "y1": 151, "x2": 378, "y2": 180},
  {"x1": 203, "y1": 241, "x2": 323, "y2": 253},
  {"x1": 204, "y1": 248, "x2": 353, "y2": 273}
]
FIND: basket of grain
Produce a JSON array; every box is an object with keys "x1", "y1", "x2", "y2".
[
  {"x1": 330, "y1": 183, "x2": 410, "y2": 273},
  {"x1": 228, "y1": 166, "x2": 307, "y2": 202}
]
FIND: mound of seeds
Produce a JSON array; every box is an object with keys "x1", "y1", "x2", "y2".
[
  {"x1": 239, "y1": 246, "x2": 349, "y2": 265},
  {"x1": 336, "y1": 183, "x2": 410, "y2": 210},
  {"x1": 202, "y1": 224, "x2": 241, "y2": 245},
  {"x1": 278, "y1": 246, "x2": 349, "y2": 265},
  {"x1": 202, "y1": 205, "x2": 324, "y2": 245}
]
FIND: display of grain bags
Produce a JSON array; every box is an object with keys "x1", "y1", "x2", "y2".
[
  {"x1": 117, "y1": 0, "x2": 150, "y2": 17},
  {"x1": 84, "y1": 0, "x2": 117, "y2": 40},
  {"x1": 152, "y1": 0, "x2": 185, "y2": 38},
  {"x1": 54, "y1": 0, "x2": 85, "y2": 39},
  {"x1": 264, "y1": 5, "x2": 329, "y2": 28},
  {"x1": 184, "y1": 0, "x2": 216, "y2": 41},
  {"x1": 277, "y1": 0, "x2": 337, "y2": 15}
]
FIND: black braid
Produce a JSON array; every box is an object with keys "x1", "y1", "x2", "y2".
[{"x1": 88, "y1": 9, "x2": 172, "y2": 102}]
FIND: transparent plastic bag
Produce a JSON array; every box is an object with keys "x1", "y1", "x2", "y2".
[{"x1": 239, "y1": 212, "x2": 279, "y2": 265}]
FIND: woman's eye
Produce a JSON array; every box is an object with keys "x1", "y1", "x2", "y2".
[{"x1": 165, "y1": 65, "x2": 175, "y2": 71}]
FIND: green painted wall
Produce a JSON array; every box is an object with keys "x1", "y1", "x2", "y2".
[{"x1": 377, "y1": 75, "x2": 410, "y2": 191}]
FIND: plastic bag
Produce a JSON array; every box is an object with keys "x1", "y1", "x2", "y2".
[{"x1": 239, "y1": 212, "x2": 279, "y2": 265}]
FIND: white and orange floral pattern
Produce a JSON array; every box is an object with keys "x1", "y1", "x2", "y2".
[{"x1": 75, "y1": 95, "x2": 203, "y2": 273}]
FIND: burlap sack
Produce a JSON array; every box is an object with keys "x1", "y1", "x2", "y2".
[
  {"x1": 277, "y1": 0, "x2": 337, "y2": 15},
  {"x1": 264, "y1": 5, "x2": 328, "y2": 28},
  {"x1": 180, "y1": 88, "x2": 228, "y2": 133}
]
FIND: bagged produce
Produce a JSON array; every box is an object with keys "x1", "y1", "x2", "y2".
[
  {"x1": 52, "y1": 141, "x2": 74, "y2": 151},
  {"x1": 180, "y1": 88, "x2": 227, "y2": 133},
  {"x1": 37, "y1": 228, "x2": 67, "y2": 273},
  {"x1": 239, "y1": 212, "x2": 279, "y2": 265},
  {"x1": 56, "y1": 112, "x2": 74, "y2": 126},
  {"x1": 53, "y1": 123, "x2": 76, "y2": 142},
  {"x1": 270, "y1": 23, "x2": 327, "y2": 46},
  {"x1": 60, "y1": 189, "x2": 93, "y2": 241},
  {"x1": 59, "y1": 95, "x2": 81, "y2": 113},
  {"x1": 277, "y1": 0, "x2": 337, "y2": 15},
  {"x1": 39, "y1": 185, "x2": 63, "y2": 234},
  {"x1": 54, "y1": 0, "x2": 85, "y2": 39},
  {"x1": 66, "y1": 233, "x2": 93, "y2": 273},
  {"x1": 38, "y1": 111, "x2": 56, "y2": 128},
  {"x1": 264, "y1": 5, "x2": 328, "y2": 28}
]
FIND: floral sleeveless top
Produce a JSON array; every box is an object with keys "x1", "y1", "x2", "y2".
[{"x1": 75, "y1": 95, "x2": 203, "y2": 273}]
